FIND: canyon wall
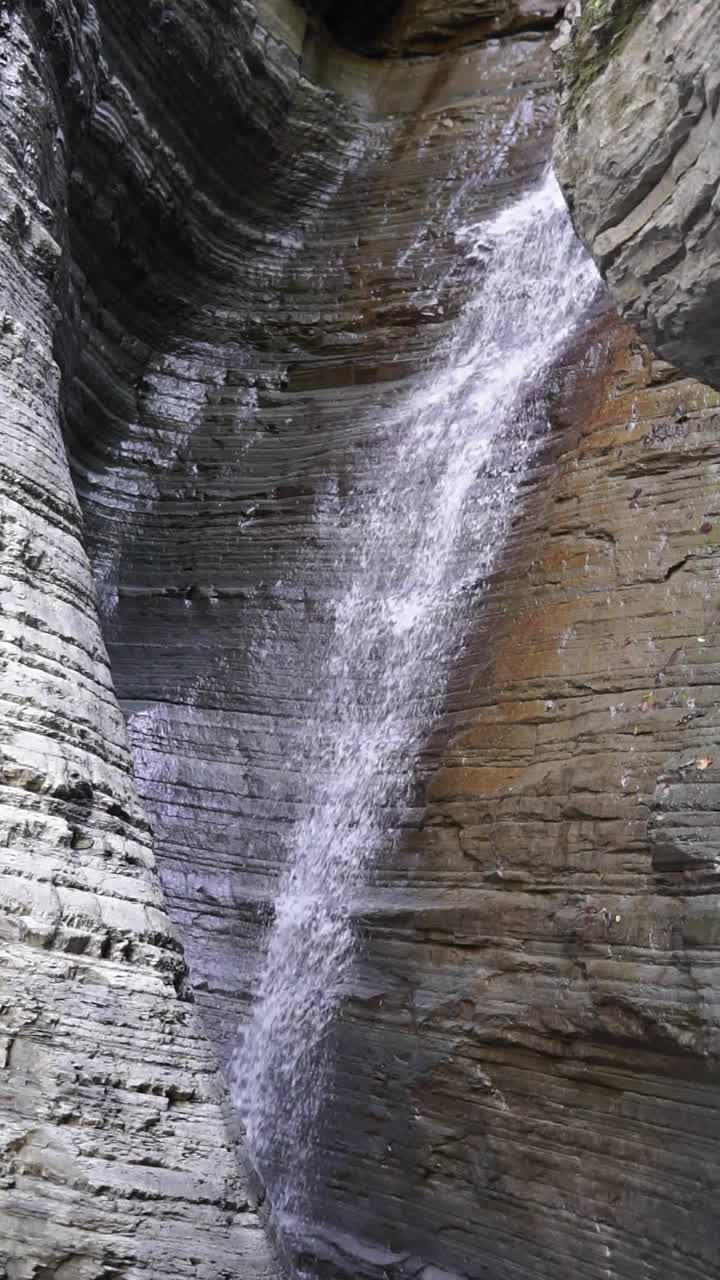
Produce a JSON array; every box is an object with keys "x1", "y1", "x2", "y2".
[
  {"x1": 0, "y1": 3, "x2": 284, "y2": 1276},
  {"x1": 325, "y1": 325, "x2": 720, "y2": 1280},
  {"x1": 554, "y1": 0, "x2": 720, "y2": 389},
  {"x1": 1, "y1": 1, "x2": 719, "y2": 1278}
]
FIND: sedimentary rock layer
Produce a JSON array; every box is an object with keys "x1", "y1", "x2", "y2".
[
  {"x1": 554, "y1": 0, "x2": 720, "y2": 390},
  {"x1": 319, "y1": 328, "x2": 720, "y2": 1280},
  {"x1": 2, "y1": 0, "x2": 719, "y2": 1277},
  {"x1": 0, "y1": 5, "x2": 282, "y2": 1276},
  {"x1": 74, "y1": 4, "x2": 717, "y2": 1277}
]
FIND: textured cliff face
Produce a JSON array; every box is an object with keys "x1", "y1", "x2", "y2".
[
  {"x1": 554, "y1": 0, "x2": 720, "y2": 390},
  {"x1": 1, "y1": 1, "x2": 567, "y2": 1273},
  {"x1": 0, "y1": 4, "x2": 283, "y2": 1277},
  {"x1": 85, "y1": 8, "x2": 568, "y2": 1267},
  {"x1": 3, "y1": 1, "x2": 720, "y2": 1278},
  {"x1": 325, "y1": 333, "x2": 720, "y2": 1280},
  {"x1": 79, "y1": 5, "x2": 718, "y2": 1279}
]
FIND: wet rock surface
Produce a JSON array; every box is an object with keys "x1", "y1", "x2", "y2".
[
  {"x1": 1, "y1": 0, "x2": 719, "y2": 1277},
  {"x1": 554, "y1": 0, "x2": 720, "y2": 390},
  {"x1": 322, "y1": 330, "x2": 720, "y2": 1279}
]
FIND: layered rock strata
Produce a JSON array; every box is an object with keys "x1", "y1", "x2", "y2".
[
  {"x1": 105, "y1": 13, "x2": 561, "y2": 1079},
  {"x1": 0, "y1": 5, "x2": 283, "y2": 1276},
  {"x1": 319, "y1": 327, "x2": 720, "y2": 1280},
  {"x1": 2, "y1": 0, "x2": 719, "y2": 1278},
  {"x1": 83, "y1": 3, "x2": 718, "y2": 1277},
  {"x1": 554, "y1": 0, "x2": 720, "y2": 390}
]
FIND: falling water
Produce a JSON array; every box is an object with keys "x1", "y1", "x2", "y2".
[{"x1": 232, "y1": 171, "x2": 600, "y2": 1219}]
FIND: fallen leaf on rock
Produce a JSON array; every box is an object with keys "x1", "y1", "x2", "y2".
[
  {"x1": 696, "y1": 757, "x2": 713, "y2": 770},
  {"x1": 701, "y1": 521, "x2": 713, "y2": 534}
]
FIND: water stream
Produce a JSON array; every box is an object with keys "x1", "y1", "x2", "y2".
[{"x1": 231, "y1": 170, "x2": 600, "y2": 1228}]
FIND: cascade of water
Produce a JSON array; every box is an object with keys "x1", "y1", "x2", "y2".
[{"x1": 231, "y1": 170, "x2": 600, "y2": 1220}]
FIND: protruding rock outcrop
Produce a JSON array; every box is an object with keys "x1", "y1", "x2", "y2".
[{"x1": 554, "y1": 0, "x2": 720, "y2": 390}]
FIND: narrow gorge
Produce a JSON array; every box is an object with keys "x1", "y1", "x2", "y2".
[{"x1": 1, "y1": 3, "x2": 718, "y2": 1280}]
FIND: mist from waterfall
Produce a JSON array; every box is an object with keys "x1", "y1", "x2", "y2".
[{"x1": 231, "y1": 170, "x2": 600, "y2": 1223}]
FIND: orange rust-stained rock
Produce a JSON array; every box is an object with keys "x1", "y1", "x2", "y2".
[
  {"x1": 428, "y1": 765, "x2": 528, "y2": 802},
  {"x1": 334, "y1": 309, "x2": 720, "y2": 1279}
]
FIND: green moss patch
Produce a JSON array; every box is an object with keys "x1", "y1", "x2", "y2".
[{"x1": 563, "y1": 0, "x2": 653, "y2": 122}]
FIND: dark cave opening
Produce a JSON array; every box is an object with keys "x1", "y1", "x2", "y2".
[
  {"x1": 300, "y1": 2, "x2": 567, "y2": 56},
  {"x1": 300, "y1": 0, "x2": 405, "y2": 52}
]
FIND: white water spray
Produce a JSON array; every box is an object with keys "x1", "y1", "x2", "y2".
[{"x1": 232, "y1": 171, "x2": 600, "y2": 1218}]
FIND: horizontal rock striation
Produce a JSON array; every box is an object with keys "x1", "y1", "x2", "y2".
[
  {"x1": 554, "y1": 0, "x2": 720, "y2": 390},
  {"x1": 0, "y1": 4, "x2": 283, "y2": 1276},
  {"x1": 3, "y1": 0, "x2": 720, "y2": 1277},
  {"x1": 321, "y1": 329, "x2": 720, "y2": 1279},
  {"x1": 75, "y1": 3, "x2": 718, "y2": 1277}
]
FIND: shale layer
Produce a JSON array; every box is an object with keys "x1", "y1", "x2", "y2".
[{"x1": 1, "y1": 2, "x2": 718, "y2": 1278}]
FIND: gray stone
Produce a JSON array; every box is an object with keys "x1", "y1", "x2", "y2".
[
  {"x1": 0, "y1": 3, "x2": 283, "y2": 1276},
  {"x1": 554, "y1": 0, "x2": 720, "y2": 390}
]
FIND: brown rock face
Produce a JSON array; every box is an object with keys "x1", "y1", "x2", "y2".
[
  {"x1": 2, "y1": 0, "x2": 719, "y2": 1278},
  {"x1": 320, "y1": 327, "x2": 720, "y2": 1278}
]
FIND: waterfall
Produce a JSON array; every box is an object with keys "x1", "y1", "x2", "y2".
[{"x1": 231, "y1": 171, "x2": 600, "y2": 1220}]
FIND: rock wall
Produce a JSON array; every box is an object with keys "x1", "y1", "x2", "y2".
[
  {"x1": 2, "y1": 1, "x2": 719, "y2": 1278},
  {"x1": 84, "y1": 9, "x2": 567, "y2": 1272},
  {"x1": 323, "y1": 328, "x2": 720, "y2": 1280},
  {"x1": 109, "y1": 17, "x2": 561, "y2": 1083},
  {"x1": 0, "y1": 4, "x2": 284, "y2": 1276},
  {"x1": 554, "y1": 0, "x2": 720, "y2": 390}
]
